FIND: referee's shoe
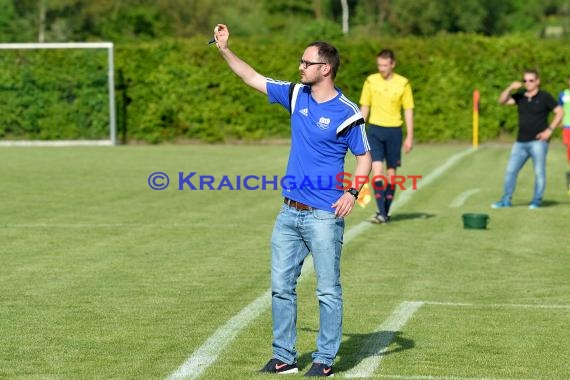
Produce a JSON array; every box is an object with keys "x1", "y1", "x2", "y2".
[{"x1": 369, "y1": 212, "x2": 390, "y2": 224}]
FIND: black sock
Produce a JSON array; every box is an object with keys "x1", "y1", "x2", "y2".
[
  {"x1": 373, "y1": 180, "x2": 387, "y2": 217},
  {"x1": 385, "y1": 183, "x2": 397, "y2": 216}
]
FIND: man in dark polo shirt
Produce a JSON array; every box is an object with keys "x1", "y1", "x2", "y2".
[{"x1": 492, "y1": 69, "x2": 564, "y2": 209}]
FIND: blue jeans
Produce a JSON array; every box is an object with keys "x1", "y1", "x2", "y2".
[
  {"x1": 270, "y1": 204, "x2": 344, "y2": 367},
  {"x1": 501, "y1": 140, "x2": 549, "y2": 204}
]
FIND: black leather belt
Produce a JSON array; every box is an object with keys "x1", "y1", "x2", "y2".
[{"x1": 284, "y1": 197, "x2": 313, "y2": 211}]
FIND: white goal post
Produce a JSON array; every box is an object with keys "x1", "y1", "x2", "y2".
[{"x1": 0, "y1": 42, "x2": 117, "y2": 146}]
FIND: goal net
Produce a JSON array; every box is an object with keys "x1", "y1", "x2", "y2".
[{"x1": 0, "y1": 42, "x2": 116, "y2": 146}]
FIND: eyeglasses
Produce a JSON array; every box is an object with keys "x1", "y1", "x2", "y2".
[
  {"x1": 299, "y1": 59, "x2": 327, "y2": 69},
  {"x1": 523, "y1": 79, "x2": 535, "y2": 83}
]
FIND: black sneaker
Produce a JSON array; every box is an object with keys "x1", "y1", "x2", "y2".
[
  {"x1": 304, "y1": 362, "x2": 334, "y2": 377},
  {"x1": 259, "y1": 358, "x2": 299, "y2": 374}
]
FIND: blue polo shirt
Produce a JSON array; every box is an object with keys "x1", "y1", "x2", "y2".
[{"x1": 267, "y1": 79, "x2": 370, "y2": 212}]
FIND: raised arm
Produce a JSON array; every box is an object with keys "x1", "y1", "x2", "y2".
[
  {"x1": 213, "y1": 24, "x2": 267, "y2": 94},
  {"x1": 499, "y1": 81, "x2": 521, "y2": 105}
]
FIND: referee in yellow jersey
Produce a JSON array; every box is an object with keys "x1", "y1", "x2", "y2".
[{"x1": 359, "y1": 49, "x2": 414, "y2": 224}]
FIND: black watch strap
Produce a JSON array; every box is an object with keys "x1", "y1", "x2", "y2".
[{"x1": 346, "y1": 187, "x2": 359, "y2": 199}]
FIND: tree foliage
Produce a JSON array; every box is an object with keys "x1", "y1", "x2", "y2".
[{"x1": 0, "y1": 0, "x2": 568, "y2": 42}]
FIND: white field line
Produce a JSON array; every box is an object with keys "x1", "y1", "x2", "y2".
[
  {"x1": 344, "y1": 299, "x2": 569, "y2": 379},
  {"x1": 1, "y1": 223, "x2": 241, "y2": 228},
  {"x1": 422, "y1": 301, "x2": 570, "y2": 309},
  {"x1": 449, "y1": 188, "x2": 480, "y2": 208},
  {"x1": 166, "y1": 148, "x2": 475, "y2": 380},
  {"x1": 361, "y1": 301, "x2": 566, "y2": 380},
  {"x1": 391, "y1": 148, "x2": 475, "y2": 207},
  {"x1": 0, "y1": 140, "x2": 113, "y2": 147},
  {"x1": 344, "y1": 302, "x2": 424, "y2": 379},
  {"x1": 166, "y1": 289, "x2": 272, "y2": 380},
  {"x1": 345, "y1": 148, "x2": 476, "y2": 242},
  {"x1": 378, "y1": 374, "x2": 535, "y2": 380}
]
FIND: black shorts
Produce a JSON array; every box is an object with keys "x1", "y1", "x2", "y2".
[{"x1": 366, "y1": 124, "x2": 403, "y2": 168}]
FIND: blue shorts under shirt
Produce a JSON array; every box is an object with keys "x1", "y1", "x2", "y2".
[{"x1": 267, "y1": 79, "x2": 370, "y2": 212}]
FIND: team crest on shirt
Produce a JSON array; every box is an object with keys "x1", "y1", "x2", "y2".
[{"x1": 317, "y1": 117, "x2": 331, "y2": 130}]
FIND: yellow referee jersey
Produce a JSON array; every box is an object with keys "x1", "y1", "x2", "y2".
[{"x1": 359, "y1": 73, "x2": 414, "y2": 127}]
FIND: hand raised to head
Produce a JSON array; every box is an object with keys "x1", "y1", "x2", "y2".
[{"x1": 510, "y1": 81, "x2": 522, "y2": 90}]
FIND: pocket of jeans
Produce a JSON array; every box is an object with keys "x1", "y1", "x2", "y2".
[{"x1": 312, "y1": 209, "x2": 337, "y2": 220}]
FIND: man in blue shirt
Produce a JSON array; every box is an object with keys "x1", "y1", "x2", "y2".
[{"x1": 213, "y1": 24, "x2": 371, "y2": 377}]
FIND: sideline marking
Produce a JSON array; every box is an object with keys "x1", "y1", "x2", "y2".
[
  {"x1": 167, "y1": 148, "x2": 475, "y2": 380},
  {"x1": 449, "y1": 188, "x2": 480, "y2": 208},
  {"x1": 378, "y1": 375, "x2": 535, "y2": 380},
  {"x1": 1, "y1": 223, "x2": 242, "y2": 229},
  {"x1": 345, "y1": 148, "x2": 475, "y2": 242},
  {"x1": 166, "y1": 289, "x2": 272, "y2": 380},
  {"x1": 344, "y1": 301, "x2": 424, "y2": 378},
  {"x1": 422, "y1": 301, "x2": 570, "y2": 309},
  {"x1": 343, "y1": 299, "x2": 569, "y2": 378}
]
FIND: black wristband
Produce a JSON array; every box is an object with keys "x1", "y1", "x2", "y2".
[{"x1": 346, "y1": 187, "x2": 359, "y2": 199}]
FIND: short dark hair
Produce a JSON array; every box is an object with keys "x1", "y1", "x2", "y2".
[
  {"x1": 307, "y1": 41, "x2": 340, "y2": 79},
  {"x1": 523, "y1": 69, "x2": 540, "y2": 79},
  {"x1": 377, "y1": 49, "x2": 395, "y2": 61}
]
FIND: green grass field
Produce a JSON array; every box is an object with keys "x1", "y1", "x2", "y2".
[{"x1": 1, "y1": 143, "x2": 568, "y2": 379}]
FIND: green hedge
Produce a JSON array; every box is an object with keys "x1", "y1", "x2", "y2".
[
  {"x1": 1, "y1": 35, "x2": 569, "y2": 143},
  {"x1": 0, "y1": 49, "x2": 109, "y2": 140}
]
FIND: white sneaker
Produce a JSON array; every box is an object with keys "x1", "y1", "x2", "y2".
[{"x1": 369, "y1": 213, "x2": 388, "y2": 224}]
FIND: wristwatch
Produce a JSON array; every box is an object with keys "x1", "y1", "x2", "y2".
[{"x1": 346, "y1": 187, "x2": 359, "y2": 199}]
